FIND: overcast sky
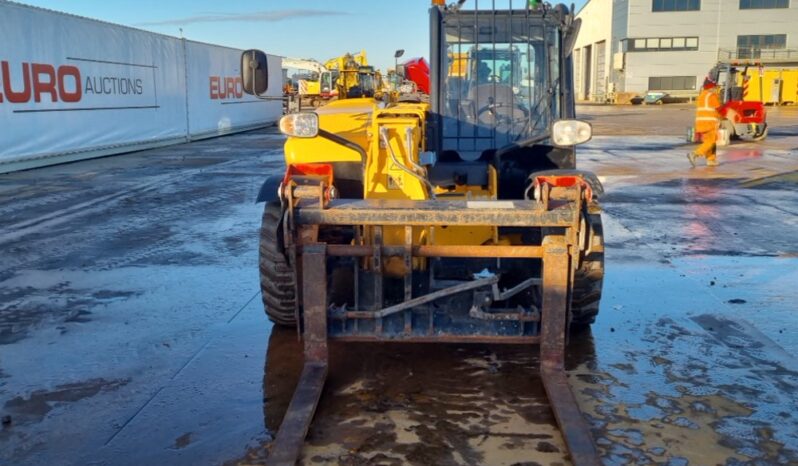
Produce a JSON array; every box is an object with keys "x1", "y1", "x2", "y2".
[{"x1": 19, "y1": 0, "x2": 588, "y2": 71}]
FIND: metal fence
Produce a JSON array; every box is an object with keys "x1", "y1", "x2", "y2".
[{"x1": 718, "y1": 48, "x2": 798, "y2": 63}]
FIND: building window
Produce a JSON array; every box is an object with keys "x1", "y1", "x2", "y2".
[
  {"x1": 740, "y1": 0, "x2": 788, "y2": 8},
  {"x1": 649, "y1": 76, "x2": 697, "y2": 91},
  {"x1": 737, "y1": 34, "x2": 787, "y2": 58},
  {"x1": 653, "y1": 0, "x2": 701, "y2": 11},
  {"x1": 625, "y1": 37, "x2": 699, "y2": 52}
]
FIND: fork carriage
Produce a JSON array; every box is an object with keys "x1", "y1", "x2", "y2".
[{"x1": 266, "y1": 179, "x2": 601, "y2": 466}]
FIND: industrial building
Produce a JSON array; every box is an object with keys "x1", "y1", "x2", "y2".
[{"x1": 573, "y1": 0, "x2": 798, "y2": 103}]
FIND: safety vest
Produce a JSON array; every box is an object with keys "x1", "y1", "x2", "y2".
[{"x1": 695, "y1": 89, "x2": 721, "y2": 132}]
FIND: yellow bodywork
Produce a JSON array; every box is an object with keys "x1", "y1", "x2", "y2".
[
  {"x1": 283, "y1": 98, "x2": 497, "y2": 275},
  {"x1": 324, "y1": 50, "x2": 368, "y2": 73},
  {"x1": 324, "y1": 51, "x2": 376, "y2": 99},
  {"x1": 297, "y1": 79, "x2": 321, "y2": 97},
  {"x1": 448, "y1": 52, "x2": 468, "y2": 78},
  {"x1": 740, "y1": 68, "x2": 798, "y2": 105}
]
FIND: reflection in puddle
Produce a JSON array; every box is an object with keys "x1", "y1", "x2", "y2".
[
  {"x1": 239, "y1": 312, "x2": 798, "y2": 465},
  {"x1": 575, "y1": 316, "x2": 798, "y2": 465},
  {"x1": 722, "y1": 148, "x2": 763, "y2": 162},
  {"x1": 255, "y1": 327, "x2": 605, "y2": 465}
]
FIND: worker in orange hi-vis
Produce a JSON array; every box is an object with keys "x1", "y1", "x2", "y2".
[{"x1": 688, "y1": 78, "x2": 722, "y2": 167}]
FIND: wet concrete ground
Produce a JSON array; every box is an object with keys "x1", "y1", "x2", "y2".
[
  {"x1": 580, "y1": 103, "x2": 798, "y2": 137},
  {"x1": 1, "y1": 106, "x2": 797, "y2": 465}
]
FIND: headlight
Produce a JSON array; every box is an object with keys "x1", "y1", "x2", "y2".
[
  {"x1": 279, "y1": 113, "x2": 319, "y2": 138},
  {"x1": 552, "y1": 120, "x2": 592, "y2": 146}
]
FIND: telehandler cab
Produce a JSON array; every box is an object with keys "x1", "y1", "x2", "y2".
[{"x1": 242, "y1": 1, "x2": 604, "y2": 464}]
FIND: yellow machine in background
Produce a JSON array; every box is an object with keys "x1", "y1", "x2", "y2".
[
  {"x1": 282, "y1": 51, "x2": 387, "y2": 107},
  {"x1": 448, "y1": 52, "x2": 468, "y2": 77},
  {"x1": 324, "y1": 50, "x2": 368, "y2": 74},
  {"x1": 282, "y1": 57, "x2": 333, "y2": 107},
  {"x1": 741, "y1": 68, "x2": 798, "y2": 105},
  {"x1": 324, "y1": 51, "x2": 381, "y2": 99}
]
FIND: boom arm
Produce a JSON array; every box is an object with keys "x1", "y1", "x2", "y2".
[{"x1": 283, "y1": 57, "x2": 328, "y2": 74}]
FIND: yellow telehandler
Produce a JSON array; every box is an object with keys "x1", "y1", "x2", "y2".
[
  {"x1": 323, "y1": 51, "x2": 381, "y2": 99},
  {"x1": 241, "y1": 1, "x2": 602, "y2": 464}
]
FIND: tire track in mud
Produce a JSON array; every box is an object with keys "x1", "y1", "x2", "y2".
[
  {"x1": 0, "y1": 183, "x2": 95, "y2": 221},
  {"x1": 0, "y1": 142, "x2": 286, "y2": 344},
  {"x1": 0, "y1": 155, "x2": 283, "y2": 247},
  {"x1": 0, "y1": 155, "x2": 285, "y2": 265},
  {"x1": 1, "y1": 176, "x2": 181, "y2": 241}
]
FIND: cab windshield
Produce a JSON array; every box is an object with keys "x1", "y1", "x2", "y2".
[{"x1": 441, "y1": 12, "x2": 560, "y2": 158}]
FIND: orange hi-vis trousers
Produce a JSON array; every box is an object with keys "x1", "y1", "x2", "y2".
[
  {"x1": 694, "y1": 88, "x2": 720, "y2": 163},
  {"x1": 695, "y1": 126, "x2": 718, "y2": 162}
]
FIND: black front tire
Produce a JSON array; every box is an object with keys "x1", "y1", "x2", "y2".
[
  {"x1": 259, "y1": 202, "x2": 298, "y2": 327},
  {"x1": 570, "y1": 209, "x2": 604, "y2": 328},
  {"x1": 752, "y1": 125, "x2": 768, "y2": 141}
]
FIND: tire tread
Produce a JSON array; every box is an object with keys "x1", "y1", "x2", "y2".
[{"x1": 259, "y1": 202, "x2": 298, "y2": 327}]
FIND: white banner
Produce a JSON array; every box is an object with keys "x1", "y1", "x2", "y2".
[
  {"x1": 0, "y1": 2, "x2": 281, "y2": 172},
  {"x1": 185, "y1": 41, "x2": 282, "y2": 138}
]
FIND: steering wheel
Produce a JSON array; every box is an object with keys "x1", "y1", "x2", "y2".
[{"x1": 476, "y1": 102, "x2": 530, "y2": 134}]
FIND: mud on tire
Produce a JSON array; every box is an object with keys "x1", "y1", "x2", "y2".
[
  {"x1": 259, "y1": 202, "x2": 298, "y2": 327},
  {"x1": 571, "y1": 209, "x2": 604, "y2": 327}
]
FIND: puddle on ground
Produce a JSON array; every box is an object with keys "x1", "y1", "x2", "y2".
[
  {"x1": 722, "y1": 148, "x2": 763, "y2": 162},
  {"x1": 173, "y1": 431, "x2": 194, "y2": 450},
  {"x1": 740, "y1": 169, "x2": 798, "y2": 188},
  {"x1": 575, "y1": 316, "x2": 798, "y2": 465},
  {"x1": 238, "y1": 314, "x2": 798, "y2": 465},
  {"x1": 1, "y1": 377, "x2": 129, "y2": 425},
  {"x1": 238, "y1": 326, "x2": 583, "y2": 466}
]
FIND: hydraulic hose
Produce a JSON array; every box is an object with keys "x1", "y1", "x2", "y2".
[
  {"x1": 404, "y1": 127, "x2": 427, "y2": 175},
  {"x1": 379, "y1": 127, "x2": 436, "y2": 199}
]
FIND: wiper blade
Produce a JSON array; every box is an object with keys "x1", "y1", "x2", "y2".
[
  {"x1": 495, "y1": 132, "x2": 551, "y2": 158},
  {"x1": 528, "y1": 82, "x2": 559, "y2": 135},
  {"x1": 511, "y1": 81, "x2": 558, "y2": 145}
]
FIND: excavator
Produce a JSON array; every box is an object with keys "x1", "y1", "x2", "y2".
[
  {"x1": 281, "y1": 57, "x2": 332, "y2": 108},
  {"x1": 283, "y1": 52, "x2": 383, "y2": 109},
  {"x1": 241, "y1": 0, "x2": 602, "y2": 464}
]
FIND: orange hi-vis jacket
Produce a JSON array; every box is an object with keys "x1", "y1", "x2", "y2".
[{"x1": 695, "y1": 88, "x2": 721, "y2": 133}]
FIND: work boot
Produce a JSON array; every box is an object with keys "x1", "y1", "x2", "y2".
[
  {"x1": 707, "y1": 158, "x2": 719, "y2": 167},
  {"x1": 686, "y1": 152, "x2": 697, "y2": 168}
]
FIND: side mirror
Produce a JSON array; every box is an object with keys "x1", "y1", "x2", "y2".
[
  {"x1": 241, "y1": 49, "x2": 269, "y2": 96},
  {"x1": 563, "y1": 18, "x2": 581, "y2": 57}
]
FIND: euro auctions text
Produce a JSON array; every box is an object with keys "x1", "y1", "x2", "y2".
[
  {"x1": 1, "y1": 61, "x2": 247, "y2": 106},
  {"x1": 0, "y1": 61, "x2": 145, "y2": 104}
]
